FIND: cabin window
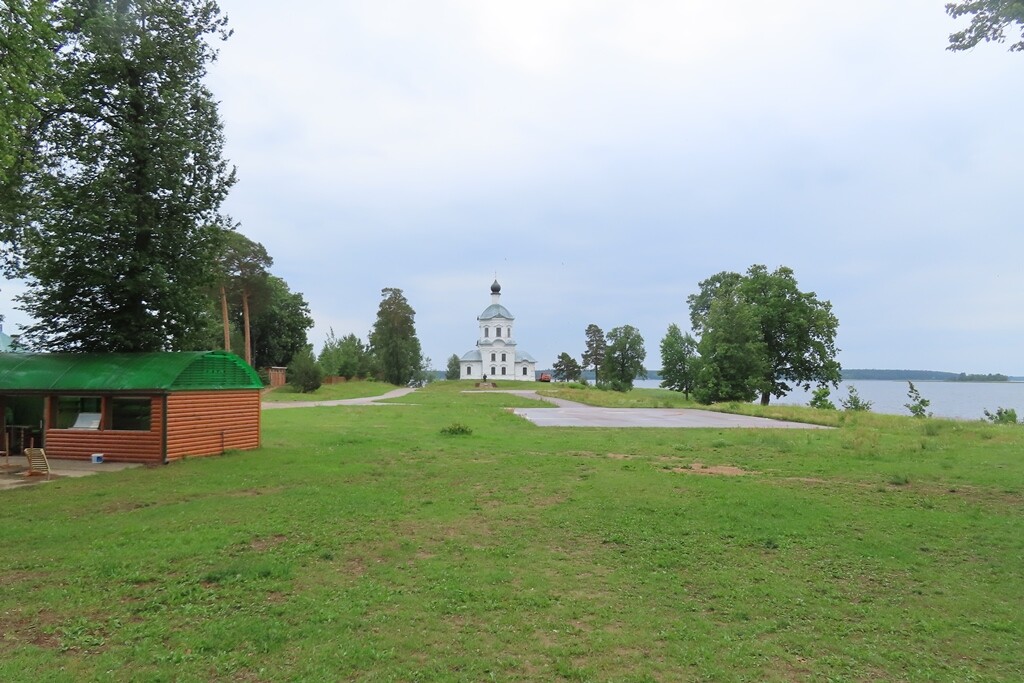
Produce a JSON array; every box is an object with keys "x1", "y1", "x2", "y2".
[
  {"x1": 501, "y1": 367, "x2": 507, "y2": 375},
  {"x1": 55, "y1": 396, "x2": 102, "y2": 429},
  {"x1": 111, "y1": 397, "x2": 152, "y2": 431},
  {"x1": 496, "y1": 327, "x2": 502, "y2": 337},
  {"x1": 466, "y1": 366, "x2": 472, "y2": 376}
]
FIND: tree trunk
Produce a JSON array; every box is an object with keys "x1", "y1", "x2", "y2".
[
  {"x1": 760, "y1": 391, "x2": 771, "y2": 406},
  {"x1": 242, "y1": 288, "x2": 252, "y2": 366},
  {"x1": 220, "y1": 284, "x2": 230, "y2": 351}
]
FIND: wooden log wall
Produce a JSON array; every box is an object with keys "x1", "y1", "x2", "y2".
[
  {"x1": 165, "y1": 390, "x2": 261, "y2": 462},
  {"x1": 43, "y1": 398, "x2": 164, "y2": 463}
]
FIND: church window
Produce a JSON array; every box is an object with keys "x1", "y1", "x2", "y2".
[
  {"x1": 466, "y1": 366, "x2": 471, "y2": 376},
  {"x1": 484, "y1": 328, "x2": 489, "y2": 338},
  {"x1": 522, "y1": 367, "x2": 528, "y2": 376},
  {"x1": 491, "y1": 366, "x2": 496, "y2": 375},
  {"x1": 496, "y1": 327, "x2": 502, "y2": 338},
  {"x1": 501, "y1": 353, "x2": 506, "y2": 361},
  {"x1": 501, "y1": 367, "x2": 507, "y2": 375},
  {"x1": 491, "y1": 353, "x2": 495, "y2": 361}
]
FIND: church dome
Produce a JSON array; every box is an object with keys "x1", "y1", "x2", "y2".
[
  {"x1": 491, "y1": 279, "x2": 501, "y2": 294},
  {"x1": 478, "y1": 304, "x2": 514, "y2": 321}
]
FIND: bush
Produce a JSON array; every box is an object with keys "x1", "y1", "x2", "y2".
[
  {"x1": 983, "y1": 407, "x2": 1018, "y2": 425},
  {"x1": 808, "y1": 386, "x2": 836, "y2": 410},
  {"x1": 287, "y1": 347, "x2": 323, "y2": 393},
  {"x1": 839, "y1": 385, "x2": 872, "y2": 412}
]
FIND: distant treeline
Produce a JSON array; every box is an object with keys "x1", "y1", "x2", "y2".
[{"x1": 842, "y1": 369, "x2": 1009, "y2": 382}]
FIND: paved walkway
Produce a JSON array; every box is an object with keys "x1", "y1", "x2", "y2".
[
  {"x1": 476, "y1": 390, "x2": 829, "y2": 429},
  {"x1": 261, "y1": 387, "x2": 418, "y2": 409},
  {"x1": 0, "y1": 456, "x2": 141, "y2": 491}
]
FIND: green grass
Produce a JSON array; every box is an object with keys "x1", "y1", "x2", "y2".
[
  {"x1": 2, "y1": 383, "x2": 1022, "y2": 681},
  {"x1": 261, "y1": 379, "x2": 397, "y2": 402}
]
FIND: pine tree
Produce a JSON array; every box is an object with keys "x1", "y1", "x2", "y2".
[{"x1": 369, "y1": 288, "x2": 423, "y2": 386}]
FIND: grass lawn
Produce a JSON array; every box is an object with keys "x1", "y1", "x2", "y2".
[
  {"x1": 261, "y1": 380, "x2": 398, "y2": 402},
  {"x1": 2, "y1": 380, "x2": 1022, "y2": 681}
]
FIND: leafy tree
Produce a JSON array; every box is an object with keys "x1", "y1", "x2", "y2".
[
  {"x1": 688, "y1": 265, "x2": 840, "y2": 406},
  {"x1": 14, "y1": 0, "x2": 235, "y2": 351},
  {"x1": 287, "y1": 345, "x2": 322, "y2": 393},
  {"x1": 445, "y1": 353, "x2": 461, "y2": 380},
  {"x1": 692, "y1": 293, "x2": 767, "y2": 404},
  {"x1": 369, "y1": 287, "x2": 423, "y2": 386},
  {"x1": 581, "y1": 323, "x2": 606, "y2": 383},
  {"x1": 659, "y1": 323, "x2": 699, "y2": 398},
  {"x1": 947, "y1": 1, "x2": 1024, "y2": 51},
  {"x1": 839, "y1": 385, "x2": 873, "y2": 412},
  {"x1": 808, "y1": 386, "x2": 837, "y2": 410},
  {"x1": 552, "y1": 352, "x2": 582, "y2": 382},
  {"x1": 243, "y1": 276, "x2": 313, "y2": 369},
  {"x1": 1, "y1": 0, "x2": 61, "y2": 253},
  {"x1": 904, "y1": 381, "x2": 932, "y2": 418},
  {"x1": 316, "y1": 330, "x2": 371, "y2": 380},
  {"x1": 601, "y1": 325, "x2": 646, "y2": 391}
]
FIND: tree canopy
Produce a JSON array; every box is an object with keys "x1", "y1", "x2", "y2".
[
  {"x1": 552, "y1": 352, "x2": 582, "y2": 382},
  {"x1": 659, "y1": 324, "x2": 699, "y2": 399},
  {"x1": 445, "y1": 353, "x2": 461, "y2": 381},
  {"x1": 369, "y1": 288, "x2": 423, "y2": 386},
  {"x1": 688, "y1": 265, "x2": 840, "y2": 405},
  {"x1": 601, "y1": 325, "x2": 646, "y2": 391},
  {"x1": 242, "y1": 276, "x2": 313, "y2": 369},
  {"x1": 946, "y1": 1, "x2": 1024, "y2": 51},
  {"x1": 11, "y1": 0, "x2": 235, "y2": 351}
]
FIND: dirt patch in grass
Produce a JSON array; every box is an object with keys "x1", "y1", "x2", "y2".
[
  {"x1": 249, "y1": 534, "x2": 288, "y2": 551},
  {"x1": 671, "y1": 462, "x2": 755, "y2": 476},
  {"x1": 607, "y1": 453, "x2": 631, "y2": 460}
]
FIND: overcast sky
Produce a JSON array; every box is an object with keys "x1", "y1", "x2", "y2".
[{"x1": 4, "y1": 1, "x2": 1022, "y2": 374}]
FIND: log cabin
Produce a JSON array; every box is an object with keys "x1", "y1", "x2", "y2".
[{"x1": 0, "y1": 351, "x2": 262, "y2": 464}]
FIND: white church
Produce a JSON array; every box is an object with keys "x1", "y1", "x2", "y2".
[{"x1": 460, "y1": 280, "x2": 537, "y2": 381}]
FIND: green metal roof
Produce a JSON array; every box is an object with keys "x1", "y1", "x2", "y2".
[{"x1": 0, "y1": 351, "x2": 263, "y2": 392}]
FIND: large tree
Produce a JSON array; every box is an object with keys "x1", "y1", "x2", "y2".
[
  {"x1": 659, "y1": 323, "x2": 700, "y2": 399},
  {"x1": 692, "y1": 292, "x2": 767, "y2": 404},
  {"x1": 946, "y1": 1, "x2": 1024, "y2": 51},
  {"x1": 1, "y1": 0, "x2": 61, "y2": 249},
  {"x1": 601, "y1": 325, "x2": 646, "y2": 391},
  {"x1": 581, "y1": 323, "x2": 606, "y2": 383},
  {"x1": 14, "y1": 0, "x2": 235, "y2": 351},
  {"x1": 369, "y1": 287, "x2": 423, "y2": 386},
  {"x1": 688, "y1": 265, "x2": 840, "y2": 406}
]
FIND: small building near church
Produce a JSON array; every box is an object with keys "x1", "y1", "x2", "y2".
[
  {"x1": 460, "y1": 280, "x2": 537, "y2": 381},
  {"x1": 0, "y1": 351, "x2": 262, "y2": 464}
]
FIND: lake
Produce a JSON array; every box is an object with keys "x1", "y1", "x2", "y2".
[{"x1": 633, "y1": 379, "x2": 1024, "y2": 421}]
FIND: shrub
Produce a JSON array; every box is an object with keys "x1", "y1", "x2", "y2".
[
  {"x1": 287, "y1": 347, "x2": 323, "y2": 393},
  {"x1": 808, "y1": 386, "x2": 836, "y2": 410},
  {"x1": 904, "y1": 381, "x2": 932, "y2": 418},
  {"x1": 839, "y1": 385, "x2": 872, "y2": 412},
  {"x1": 983, "y1": 407, "x2": 1019, "y2": 425}
]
